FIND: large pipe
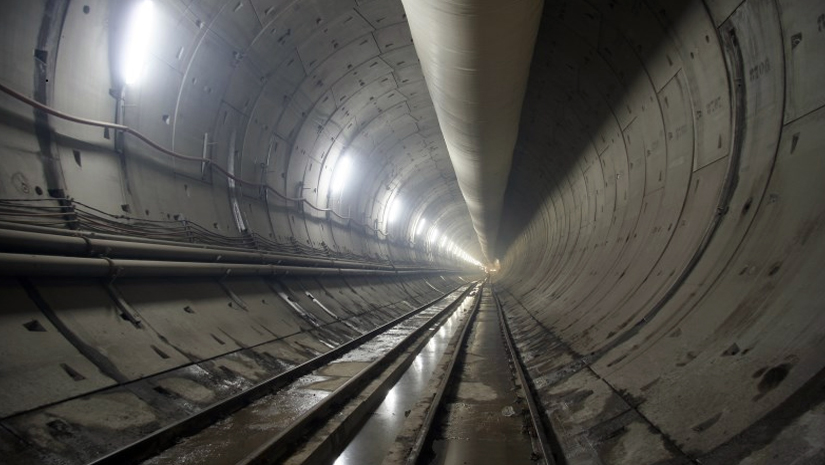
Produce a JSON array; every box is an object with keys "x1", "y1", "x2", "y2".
[
  {"x1": 0, "y1": 252, "x2": 460, "y2": 278},
  {"x1": 400, "y1": 0, "x2": 543, "y2": 261},
  {"x1": 0, "y1": 224, "x2": 444, "y2": 272}
]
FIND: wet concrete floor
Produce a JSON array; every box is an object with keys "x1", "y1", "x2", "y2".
[
  {"x1": 332, "y1": 291, "x2": 475, "y2": 465},
  {"x1": 141, "y1": 288, "x2": 468, "y2": 465},
  {"x1": 428, "y1": 288, "x2": 534, "y2": 464}
]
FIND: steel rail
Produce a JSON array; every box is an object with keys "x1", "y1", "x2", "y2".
[
  {"x1": 402, "y1": 281, "x2": 485, "y2": 465},
  {"x1": 235, "y1": 283, "x2": 479, "y2": 465},
  {"x1": 493, "y1": 287, "x2": 560, "y2": 465},
  {"x1": 87, "y1": 283, "x2": 469, "y2": 465},
  {"x1": 290, "y1": 283, "x2": 485, "y2": 465},
  {"x1": 398, "y1": 282, "x2": 559, "y2": 465}
]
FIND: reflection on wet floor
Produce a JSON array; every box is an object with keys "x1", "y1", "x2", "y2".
[
  {"x1": 141, "y1": 288, "x2": 468, "y2": 465},
  {"x1": 142, "y1": 375, "x2": 331, "y2": 465},
  {"x1": 332, "y1": 292, "x2": 474, "y2": 465},
  {"x1": 429, "y1": 288, "x2": 533, "y2": 465}
]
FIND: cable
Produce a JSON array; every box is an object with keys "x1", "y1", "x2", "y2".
[{"x1": 0, "y1": 81, "x2": 392, "y2": 237}]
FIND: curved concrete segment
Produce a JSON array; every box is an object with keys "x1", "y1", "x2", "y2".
[{"x1": 0, "y1": 0, "x2": 824, "y2": 464}]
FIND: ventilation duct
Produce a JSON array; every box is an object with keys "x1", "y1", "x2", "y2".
[{"x1": 401, "y1": 0, "x2": 544, "y2": 261}]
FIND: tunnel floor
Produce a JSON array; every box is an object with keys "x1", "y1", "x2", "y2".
[
  {"x1": 27, "y1": 280, "x2": 551, "y2": 465},
  {"x1": 139, "y1": 287, "x2": 473, "y2": 465},
  {"x1": 332, "y1": 287, "x2": 469, "y2": 465},
  {"x1": 426, "y1": 287, "x2": 535, "y2": 465}
]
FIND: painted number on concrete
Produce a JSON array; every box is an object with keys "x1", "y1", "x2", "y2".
[{"x1": 749, "y1": 58, "x2": 770, "y2": 82}]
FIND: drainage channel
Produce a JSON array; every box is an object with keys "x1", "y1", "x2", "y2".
[
  {"x1": 378, "y1": 283, "x2": 555, "y2": 465},
  {"x1": 422, "y1": 285, "x2": 540, "y2": 464},
  {"x1": 136, "y1": 284, "x2": 476, "y2": 465},
  {"x1": 331, "y1": 284, "x2": 482, "y2": 465}
]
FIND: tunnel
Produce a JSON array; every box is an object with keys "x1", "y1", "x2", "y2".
[{"x1": 0, "y1": 0, "x2": 824, "y2": 464}]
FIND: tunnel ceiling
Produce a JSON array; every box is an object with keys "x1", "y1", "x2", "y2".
[{"x1": 132, "y1": 0, "x2": 484, "y2": 260}]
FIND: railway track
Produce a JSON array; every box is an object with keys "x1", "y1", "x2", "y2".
[
  {"x1": 88, "y1": 282, "x2": 476, "y2": 465},
  {"x1": 88, "y1": 280, "x2": 557, "y2": 465},
  {"x1": 380, "y1": 283, "x2": 557, "y2": 465}
]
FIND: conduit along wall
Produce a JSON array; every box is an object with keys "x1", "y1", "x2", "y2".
[{"x1": 400, "y1": 0, "x2": 544, "y2": 261}]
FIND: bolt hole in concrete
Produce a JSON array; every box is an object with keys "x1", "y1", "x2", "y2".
[
  {"x1": 23, "y1": 319, "x2": 46, "y2": 332},
  {"x1": 741, "y1": 197, "x2": 752, "y2": 215},
  {"x1": 768, "y1": 262, "x2": 782, "y2": 276},
  {"x1": 759, "y1": 364, "x2": 792, "y2": 393},
  {"x1": 151, "y1": 344, "x2": 170, "y2": 359},
  {"x1": 60, "y1": 363, "x2": 85, "y2": 381}
]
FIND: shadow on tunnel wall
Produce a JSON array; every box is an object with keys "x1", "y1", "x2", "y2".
[
  {"x1": 493, "y1": 0, "x2": 825, "y2": 463},
  {"x1": 497, "y1": 0, "x2": 698, "y2": 257}
]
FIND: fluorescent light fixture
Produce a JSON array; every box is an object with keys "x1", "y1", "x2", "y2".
[
  {"x1": 415, "y1": 218, "x2": 427, "y2": 235},
  {"x1": 123, "y1": 0, "x2": 156, "y2": 86},
  {"x1": 331, "y1": 156, "x2": 352, "y2": 194},
  {"x1": 387, "y1": 197, "x2": 403, "y2": 223},
  {"x1": 428, "y1": 227, "x2": 439, "y2": 245}
]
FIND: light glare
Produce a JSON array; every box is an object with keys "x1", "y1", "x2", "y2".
[
  {"x1": 332, "y1": 156, "x2": 352, "y2": 194},
  {"x1": 387, "y1": 197, "x2": 403, "y2": 223},
  {"x1": 123, "y1": 0, "x2": 156, "y2": 86},
  {"x1": 428, "y1": 227, "x2": 440, "y2": 244},
  {"x1": 415, "y1": 218, "x2": 427, "y2": 235}
]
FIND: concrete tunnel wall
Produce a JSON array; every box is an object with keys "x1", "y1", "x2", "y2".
[
  {"x1": 496, "y1": 0, "x2": 825, "y2": 463},
  {"x1": 0, "y1": 0, "x2": 824, "y2": 464}
]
